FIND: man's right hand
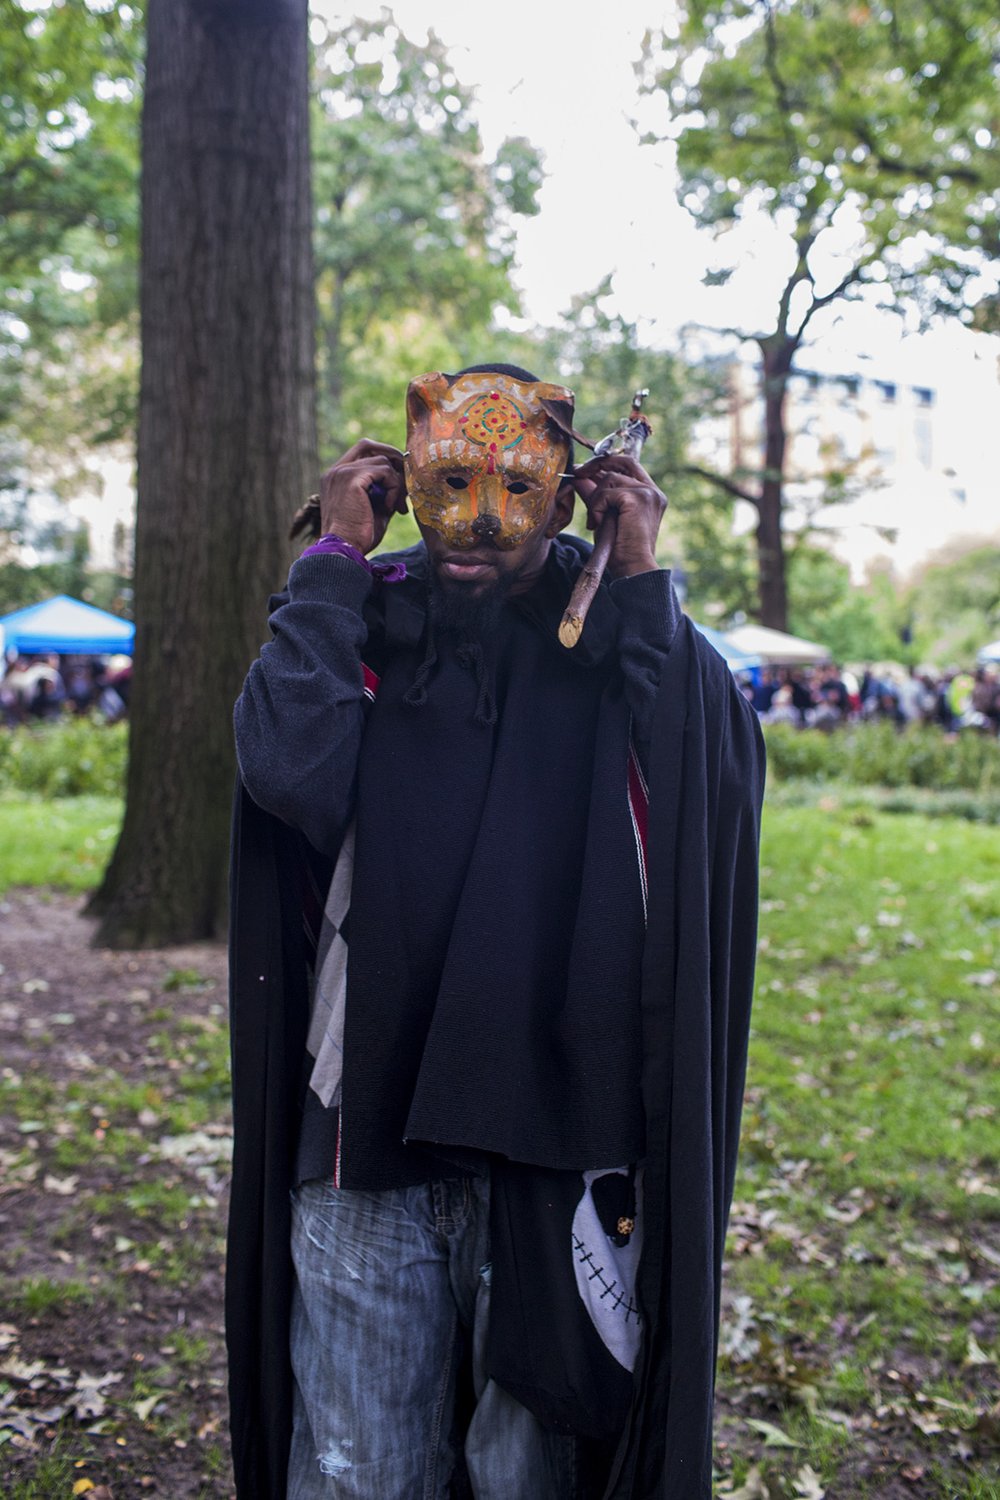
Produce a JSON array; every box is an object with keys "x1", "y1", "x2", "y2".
[{"x1": 318, "y1": 440, "x2": 408, "y2": 555}]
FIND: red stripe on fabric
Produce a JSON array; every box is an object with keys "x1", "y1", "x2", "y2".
[
  {"x1": 628, "y1": 746, "x2": 649, "y2": 865},
  {"x1": 362, "y1": 663, "x2": 380, "y2": 699},
  {"x1": 627, "y1": 742, "x2": 649, "y2": 920}
]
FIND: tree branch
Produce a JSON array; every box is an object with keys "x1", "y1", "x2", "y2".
[
  {"x1": 676, "y1": 464, "x2": 761, "y2": 507},
  {"x1": 762, "y1": 0, "x2": 801, "y2": 168},
  {"x1": 853, "y1": 126, "x2": 984, "y2": 188},
  {"x1": 793, "y1": 260, "x2": 871, "y2": 339}
]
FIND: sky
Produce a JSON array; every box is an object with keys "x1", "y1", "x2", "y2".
[{"x1": 314, "y1": 0, "x2": 699, "y2": 333}]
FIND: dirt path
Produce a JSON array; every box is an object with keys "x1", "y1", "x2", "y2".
[{"x1": 0, "y1": 889, "x2": 233, "y2": 1498}]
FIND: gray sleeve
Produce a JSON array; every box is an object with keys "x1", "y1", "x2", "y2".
[
  {"x1": 609, "y1": 568, "x2": 683, "y2": 773},
  {"x1": 234, "y1": 553, "x2": 374, "y2": 857}
]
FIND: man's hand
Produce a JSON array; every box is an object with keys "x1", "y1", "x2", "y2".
[
  {"x1": 318, "y1": 440, "x2": 408, "y2": 556},
  {"x1": 572, "y1": 454, "x2": 667, "y2": 579}
]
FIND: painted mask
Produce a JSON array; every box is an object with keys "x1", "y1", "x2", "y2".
[{"x1": 404, "y1": 370, "x2": 574, "y2": 550}]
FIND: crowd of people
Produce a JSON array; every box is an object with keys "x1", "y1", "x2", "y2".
[
  {"x1": 745, "y1": 661, "x2": 1000, "y2": 735},
  {"x1": 5, "y1": 648, "x2": 997, "y2": 738},
  {"x1": 0, "y1": 652, "x2": 131, "y2": 726}
]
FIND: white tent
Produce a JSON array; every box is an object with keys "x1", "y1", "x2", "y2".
[
  {"x1": 725, "y1": 623, "x2": 831, "y2": 666},
  {"x1": 978, "y1": 638, "x2": 1000, "y2": 664}
]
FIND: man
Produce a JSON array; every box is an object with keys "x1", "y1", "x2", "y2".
[{"x1": 227, "y1": 365, "x2": 765, "y2": 1499}]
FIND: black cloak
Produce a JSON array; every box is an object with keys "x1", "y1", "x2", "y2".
[{"x1": 226, "y1": 584, "x2": 765, "y2": 1499}]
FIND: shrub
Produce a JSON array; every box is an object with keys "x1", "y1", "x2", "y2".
[
  {"x1": 0, "y1": 718, "x2": 127, "y2": 797},
  {"x1": 763, "y1": 721, "x2": 1000, "y2": 794}
]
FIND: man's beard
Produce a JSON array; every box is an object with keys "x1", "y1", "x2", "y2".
[{"x1": 428, "y1": 565, "x2": 515, "y2": 642}]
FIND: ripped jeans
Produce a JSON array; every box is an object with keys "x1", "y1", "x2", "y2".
[{"x1": 289, "y1": 1174, "x2": 583, "y2": 1499}]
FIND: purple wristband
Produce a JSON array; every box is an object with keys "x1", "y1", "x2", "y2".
[{"x1": 300, "y1": 534, "x2": 406, "y2": 583}]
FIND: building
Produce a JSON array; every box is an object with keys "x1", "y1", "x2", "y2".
[{"x1": 685, "y1": 323, "x2": 1000, "y2": 581}]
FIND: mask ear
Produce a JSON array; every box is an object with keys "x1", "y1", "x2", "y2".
[
  {"x1": 405, "y1": 372, "x2": 451, "y2": 452},
  {"x1": 538, "y1": 395, "x2": 596, "y2": 452}
]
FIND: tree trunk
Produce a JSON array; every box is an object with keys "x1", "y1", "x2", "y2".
[
  {"x1": 755, "y1": 338, "x2": 792, "y2": 630},
  {"x1": 90, "y1": 0, "x2": 316, "y2": 947}
]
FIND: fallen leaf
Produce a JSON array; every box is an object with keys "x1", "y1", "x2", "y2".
[
  {"x1": 72, "y1": 1482, "x2": 95, "y2": 1496},
  {"x1": 71, "y1": 1371, "x2": 123, "y2": 1421},
  {"x1": 42, "y1": 1174, "x2": 78, "y2": 1196},
  {"x1": 965, "y1": 1333, "x2": 994, "y2": 1367},
  {"x1": 793, "y1": 1465, "x2": 825, "y2": 1499},
  {"x1": 0, "y1": 1358, "x2": 45, "y2": 1382},
  {"x1": 745, "y1": 1417, "x2": 801, "y2": 1448},
  {"x1": 718, "y1": 1467, "x2": 775, "y2": 1499},
  {"x1": 131, "y1": 1393, "x2": 166, "y2": 1422}
]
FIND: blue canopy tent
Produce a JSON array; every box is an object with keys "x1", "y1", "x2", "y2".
[
  {"x1": 0, "y1": 595, "x2": 134, "y2": 656},
  {"x1": 690, "y1": 619, "x2": 762, "y2": 671}
]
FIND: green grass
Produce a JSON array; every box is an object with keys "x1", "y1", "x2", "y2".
[
  {"x1": 11, "y1": 1275, "x2": 95, "y2": 1316},
  {"x1": 0, "y1": 793, "x2": 122, "y2": 892},
  {"x1": 1, "y1": 790, "x2": 998, "y2": 1495},
  {"x1": 716, "y1": 804, "x2": 1000, "y2": 1494}
]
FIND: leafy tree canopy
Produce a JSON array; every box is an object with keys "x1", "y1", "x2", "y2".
[
  {"x1": 908, "y1": 539, "x2": 1000, "y2": 664},
  {"x1": 310, "y1": 13, "x2": 543, "y2": 444},
  {"x1": 786, "y1": 543, "x2": 902, "y2": 663},
  {"x1": 0, "y1": 0, "x2": 141, "y2": 530},
  {"x1": 638, "y1": 0, "x2": 1000, "y2": 629},
  {"x1": 643, "y1": 0, "x2": 1000, "y2": 335}
]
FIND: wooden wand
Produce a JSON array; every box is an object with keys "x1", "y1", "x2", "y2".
[{"x1": 558, "y1": 389, "x2": 652, "y2": 649}]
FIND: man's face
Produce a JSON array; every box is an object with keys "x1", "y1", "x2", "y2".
[
  {"x1": 417, "y1": 488, "x2": 572, "y2": 602},
  {"x1": 404, "y1": 371, "x2": 574, "y2": 591}
]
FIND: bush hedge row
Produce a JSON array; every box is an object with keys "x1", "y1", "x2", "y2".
[
  {"x1": 763, "y1": 721, "x2": 1000, "y2": 792},
  {"x1": 0, "y1": 719, "x2": 128, "y2": 797},
  {"x1": 1, "y1": 718, "x2": 998, "y2": 800}
]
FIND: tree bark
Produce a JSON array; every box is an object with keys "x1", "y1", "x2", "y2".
[
  {"x1": 90, "y1": 0, "x2": 316, "y2": 946},
  {"x1": 755, "y1": 337, "x2": 793, "y2": 630}
]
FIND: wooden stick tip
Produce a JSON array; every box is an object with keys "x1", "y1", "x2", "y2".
[{"x1": 558, "y1": 614, "x2": 583, "y2": 649}]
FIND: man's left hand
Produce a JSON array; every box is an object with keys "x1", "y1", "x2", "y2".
[{"x1": 571, "y1": 454, "x2": 667, "y2": 579}]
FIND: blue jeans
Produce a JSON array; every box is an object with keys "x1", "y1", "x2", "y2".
[{"x1": 289, "y1": 1174, "x2": 584, "y2": 1499}]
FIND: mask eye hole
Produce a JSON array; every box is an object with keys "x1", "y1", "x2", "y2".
[
  {"x1": 505, "y1": 480, "x2": 529, "y2": 495},
  {"x1": 446, "y1": 475, "x2": 469, "y2": 490}
]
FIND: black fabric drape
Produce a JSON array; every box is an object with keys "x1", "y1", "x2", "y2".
[
  {"x1": 605, "y1": 622, "x2": 765, "y2": 1497},
  {"x1": 226, "y1": 593, "x2": 764, "y2": 1499}
]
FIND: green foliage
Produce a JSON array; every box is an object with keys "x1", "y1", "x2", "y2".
[
  {"x1": 767, "y1": 776, "x2": 1000, "y2": 824},
  {"x1": 0, "y1": 791, "x2": 121, "y2": 890},
  {"x1": 639, "y1": 0, "x2": 1000, "y2": 624},
  {"x1": 310, "y1": 14, "x2": 542, "y2": 449},
  {"x1": 0, "y1": 718, "x2": 127, "y2": 796},
  {"x1": 647, "y1": 0, "x2": 1000, "y2": 323},
  {"x1": 786, "y1": 545, "x2": 902, "y2": 662},
  {"x1": 0, "y1": 0, "x2": 142, "y2": 507},
  {"x1": 512, "y1": 280, "x2": 760, "y2": 614},
  {"x1": 0, "y1": 544, "x2": 132, "y2": 614},
  {"x1": 763, "y1": 720, "x2": 1000, "y2": 792},
  {"x1": 0, "y1": 0, "x2": 141, "y2": 283},
  {"x1": 908, "y1": 540, "x2": 1000, "y2": 664}
]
